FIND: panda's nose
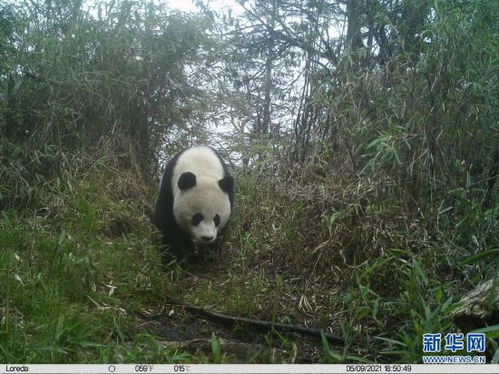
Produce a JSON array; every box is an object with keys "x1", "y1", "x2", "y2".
[{"x1": 201, "y1": 236, "x2": 214, "y2": 242}]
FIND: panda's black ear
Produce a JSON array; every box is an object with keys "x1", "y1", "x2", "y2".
[
  {"x1": 178, "y1": 172, "x2": 196, "y2": 190},
  {"x1": 218, "y1": 175, "x2": 234, "y2": 194}
]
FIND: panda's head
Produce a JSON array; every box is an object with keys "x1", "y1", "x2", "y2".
[{"x1": 173, "y1": 171, "x2": 233, "y2": 245}]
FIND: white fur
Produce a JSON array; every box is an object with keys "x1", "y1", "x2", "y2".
[
  {"x1": 172, "y1": 146, "x2": 225, "y2": 195},
  {"x1": 171, "y1": 146, "x2": 231, "y2": 244}
]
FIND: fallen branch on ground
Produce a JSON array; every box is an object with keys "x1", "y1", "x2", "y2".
[{"x1": 161, "y1": 295, "x2": 344, "y2": 345}]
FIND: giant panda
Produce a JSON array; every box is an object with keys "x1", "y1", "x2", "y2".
[{"x1": 153, "y1": 145, "x2": 234, "y2": 262}]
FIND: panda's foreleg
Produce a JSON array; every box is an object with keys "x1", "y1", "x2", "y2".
[{"x1": 160, "y1": 231, "x2": 193, "y2": 265}]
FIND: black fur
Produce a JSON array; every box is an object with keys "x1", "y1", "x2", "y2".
[
  {"x1": 152, "y1": 146, "x2": 234, "y2": 263},
  {"x1": 178, "y1": 172, "x2": 196, "y2": 190},
  {"x1": 218, "y1": 175, "x2": 234, "y2": 198}
]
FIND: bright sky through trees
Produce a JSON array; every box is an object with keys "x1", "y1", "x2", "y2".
[{"x1": 167, "y1": 0, "x2": 243, "y2": 13}]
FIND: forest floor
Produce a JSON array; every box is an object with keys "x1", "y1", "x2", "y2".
[
  {"x1": 133, "y1": 254, "x2": 338, "y2": 363},
  {"x1": 1, "y1": 160, "x2": 350, "y2": 363},
  {"x1": 2, "y1": 155, "x2": 495, "y2": 364}
]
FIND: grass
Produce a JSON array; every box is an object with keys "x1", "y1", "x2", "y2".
[
  {"x1": 0, "y1": 146, "x2": 496, "y2": 363},
  {"x1": 0, "y1": 148, "x2": 193, "y2": 362},
  {"x1": 176, "y1": 168, "x2": 498, "y2": 363}
]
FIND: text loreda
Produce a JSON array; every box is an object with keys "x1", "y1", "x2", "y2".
[{"x1": 5, "y1": 365, "x2": 28, "y2": 372}]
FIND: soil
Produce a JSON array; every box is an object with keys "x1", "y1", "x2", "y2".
[
  {"x1": 135, "y1": 281, "x2": 330, "y2": 362},
  {"x1": 133, "y1": 249, "x2": 342, "y2": 363}
]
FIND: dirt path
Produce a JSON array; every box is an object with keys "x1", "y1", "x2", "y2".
[
  {"x1": 137, "y1": 302, "x2": 325, "y2": 363},
  {"x1": 135, "y1": 265, "x2": 332, "y2": 363},
  {"x1": 132, "y1": 249, "x2": 347, "y2": 363}
]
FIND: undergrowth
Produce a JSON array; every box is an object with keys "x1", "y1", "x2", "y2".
[
  {"x1": 0, "y1": 142, "x2": 496, "y2": 363},
  {"x1": 0, "y1": 140, "x2": 190, "y2": 363},
  {"x1": 187, "y1": 164, "x2": 498, "y2": 363}
]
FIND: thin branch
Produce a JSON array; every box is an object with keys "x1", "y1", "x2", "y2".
[{"x1": 162, "y1": 296, "x2": 345, "y2": 345}]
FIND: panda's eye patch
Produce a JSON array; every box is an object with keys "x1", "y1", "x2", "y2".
[
  {"x1": 192, "y1": 213, "x2": 203, "y2": 226},
  {"x1": 214, "y1": 214, "x2": 221, "y2": 227}
]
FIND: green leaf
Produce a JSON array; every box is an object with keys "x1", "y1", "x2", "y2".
[
  {"x1": 460, "y1": 249, "x2": 499, "y2": 265},
  {"x1": 470, "y1": 324, "x2": 499, "y2": 339}
]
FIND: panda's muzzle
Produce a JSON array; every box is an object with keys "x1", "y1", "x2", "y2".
[{"x1": 201, "y1": 235, "x2": 214, "y2": 243}]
